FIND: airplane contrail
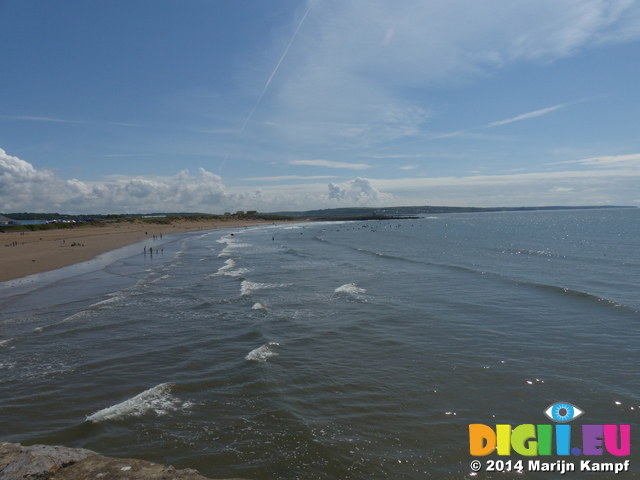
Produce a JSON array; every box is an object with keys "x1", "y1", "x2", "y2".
[{"x1": 237, "y1": 2, "x2": 313, "y2": 138}]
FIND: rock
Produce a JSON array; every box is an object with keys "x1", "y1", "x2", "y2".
[
  {"x1": 0, "y1": 443, "x2": 247, "y2": 480},
  {"x1": 0, "y1": 443, "x2": 94, "y2": 480}
]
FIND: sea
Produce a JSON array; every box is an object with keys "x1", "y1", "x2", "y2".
[{"x1": 1, "y1": 208, "x2": 639, "y2": 479}]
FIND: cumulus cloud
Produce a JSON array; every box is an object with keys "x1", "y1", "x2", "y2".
[
  {"x1": 328, "y1": 182, "x2": 347, "y2": 200},
  {"x1": 0, "y1": 148, "x2": 244, "y2": 213},
  {"x1": 327, "y1": 177, "x2": 393, "y2": 204},
  {"x1": 2, "y1": 148, "x2": 639, "y2": 213}
]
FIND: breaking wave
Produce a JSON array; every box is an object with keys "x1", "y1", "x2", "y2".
[
  {"x1": 245, "y1": 343, "x2": 280, "y2": 362},
  {"x1": 240, "y1": 280, "x2": 290, "y2": 296},
  {"x1": 335, "y1": 283, "x2": 366, "y2": 295},
  {"x1": 0, "y1": 338, "x2": 16, "y2": 348},
  {"x1": 217, "y1": 236, "x2": 252, "y2": 257},
  {"x1": 86, "y1": 383, "x2": 192, "y2": 423},
  {"x1": 208, "y1": 259, "x2": 249, "y2": 278}
]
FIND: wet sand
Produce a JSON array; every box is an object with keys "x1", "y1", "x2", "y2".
[{"x1": 0, "y1": 218, "x2": 299, "y2": 283}]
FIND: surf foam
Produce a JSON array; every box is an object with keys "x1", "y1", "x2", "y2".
[
  {"x1": 245, "y1": 343, "x2": 280, "y2": 362},
  {"x1": 86, "y1": 382, "x2": 192, "y2": 422},
  {"x1": 208, "y1": 259, "x2": 249, "y2": 278},
  {"x1": 240, "y1": 280, "x2": 290, "y2": 296},
  {"x1": 335, "y1": 283, "x2": 366, "y2": 294}
]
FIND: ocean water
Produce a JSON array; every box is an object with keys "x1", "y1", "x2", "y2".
[{"x1": 1, "y1": 209, "x2": 639, "y2": 479}]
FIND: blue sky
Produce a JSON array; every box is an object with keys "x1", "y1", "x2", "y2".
[{"x1": 2, "y1": 0, "x2": 640, "y2": 213}]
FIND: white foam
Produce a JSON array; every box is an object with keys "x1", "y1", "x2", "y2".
[
  {"x1": 220, "y1": 258, "x2": 235, "y2": 271},
  {"x1": 58, "y1": 310, "x2": 92, "y2": 324},
  {"x1": 216, "y1": 235, "x2": 252, "y2": 257},
  {"x1": 88, "y1": 294, "x2": 127, "y2": 309},
  {"x1": 0, "y1": 338, "x2": 16, "y2": 348},
  {"x1": 207, "y1": 259, "x2": 250, "y2": 278},
  {"x1": 240, "y1": 280, "x2": 290, "y2": 296},
  {"x1": 86, "y1": 383, "x2": 191, "y2": 423},
  {"x1": 245, "y1": 342, "x2": 280, "y2": 362},
  {"x1": 150, "y1": 274, "x2": 171, "y2": 283},
  {"x1": 334, "y1": 283, "x2": 366, "y2": 294},
  {"x1": 252, "y1": 302, "x2": 266, "y2": 310}
]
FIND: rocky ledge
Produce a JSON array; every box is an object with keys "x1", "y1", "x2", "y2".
[{"x1": 0, "y1": 443, "x2": 245, "y2": 480}]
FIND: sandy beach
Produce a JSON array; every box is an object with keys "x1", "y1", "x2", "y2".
[{"x1": 0, "y1": 217, "x2": 299, "y2": 283}]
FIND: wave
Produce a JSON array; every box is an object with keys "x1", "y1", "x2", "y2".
[
  {"x1": 216, "y1": 235, "x2": 252, "y2": 257},
  {"x1": 86, "y1": 383, "x2": 192, "y2": 423},
  {"x1": 58, "y1": 310, "x2": 94, "y2": 325},
  {"x1": 240, "y1": 280, "x2": 290, "y2": 296},
  {"x1": 0, "y1": 338, "x2": 16, "y2": 348},
  {"x1": 335, "y1": 283, "x2": 366, "y2": 295},
  {"x1": 246, "y1": 343, "x2": 280, "y2": 362},
  {"x1": 523, "y1": 281, "x2": 636, "y2": 311},
  {"x1": 207, "y1": 259, "x2": 249, "y2": 278},
  {"x1": 88, "y1": 294, "x2": 127, "y2": 310},
  {"x1": 501, "y1": 248, "x2": 564, "y2": 258},
  {"x1": 252, "y1": 302, "x2": 266, "y2": 310},
  {"x1": 150, "y1": 274, "x2": 172, "y2": 283}
]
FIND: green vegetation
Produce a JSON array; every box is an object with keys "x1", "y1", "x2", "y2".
[
  {"x1": 0, "y1": 211, "x2": 297, "y2": 233},
  {"x1": 0, "y1": 222, "x2": 78, "y2": 233}
]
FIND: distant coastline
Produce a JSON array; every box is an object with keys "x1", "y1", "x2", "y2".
[
  {"x1": 273, "y1": 204, "x2": 636, "y2": 218},
  {"x1": 1, "y1": 206, "x2": 634, "y2": 283}
]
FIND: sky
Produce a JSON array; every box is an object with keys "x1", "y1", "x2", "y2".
[{"x1": 2, "y1": 0, "x2": 640, "y2": 214}]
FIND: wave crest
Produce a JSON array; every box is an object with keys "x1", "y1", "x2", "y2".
[
  {"x1": 335, "y1": 283, "x2": 366, "y2": 295},
  {"x1": 86, "y1": 383, "x2": 191, "y2": 422},
  {"x1": 246, "y1": 343, "x2": 280, "y2": 362}
]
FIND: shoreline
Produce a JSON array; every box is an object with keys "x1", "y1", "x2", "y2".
[{"x1": 0, "y1": 218, "x2": 299, "y2": 283}]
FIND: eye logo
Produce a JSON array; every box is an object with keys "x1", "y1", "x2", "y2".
[{"x1": 544, "y1": 402, "x2": 584, "y2": 423}]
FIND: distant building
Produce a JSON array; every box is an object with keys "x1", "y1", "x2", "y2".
[
  {"x1": 0, "y1": 215, "x2": 17, "y2": 226},
  {"x1": 224, "y1": 212, "x2": 231, "y2": 216},
  {"x1": 236, "y1": 211, "x2": 244, "y2": 215},
  {"x1": 246, "y1": 210, "x2": 257, "y2": 214}
]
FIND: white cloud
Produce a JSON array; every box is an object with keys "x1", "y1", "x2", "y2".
[
  {"x1": 0, "y1": 115, "x2": 85, "y2": 124},
  {"x1": 328, "y1": 182, "x2": 347, "y2": 200},
  {"x1": 252, "y1": 0, "x2": 640, "y2": 150},
  {"x1": 290, "y1": 159, "x2": 371, "y2": 169},
  {"x1": 242, "y1": 175, "x2": 338, "y2": 181},
  {"x1": 399, "y1": 165, "x2": 417, "y2": 170},
  {"x1": 0, "y1": 148, "x2": 242, "y2": 213},
  {"x1": 0, "y1": 115, "x2": 142, "y2": 128},
  {"x1": 550, "y1": 153, "x2": 640, "y2": 167},
  {"x1": 2, "y1": 148, "x2": 639, "y2": 214},
  {"x1": 327, "y1": 177, "x2": 393, "y2": 204}
]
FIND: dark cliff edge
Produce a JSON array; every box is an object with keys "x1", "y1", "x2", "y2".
[{"x1": 0, "y1": 443, "x2": 247, "y2": 480}]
